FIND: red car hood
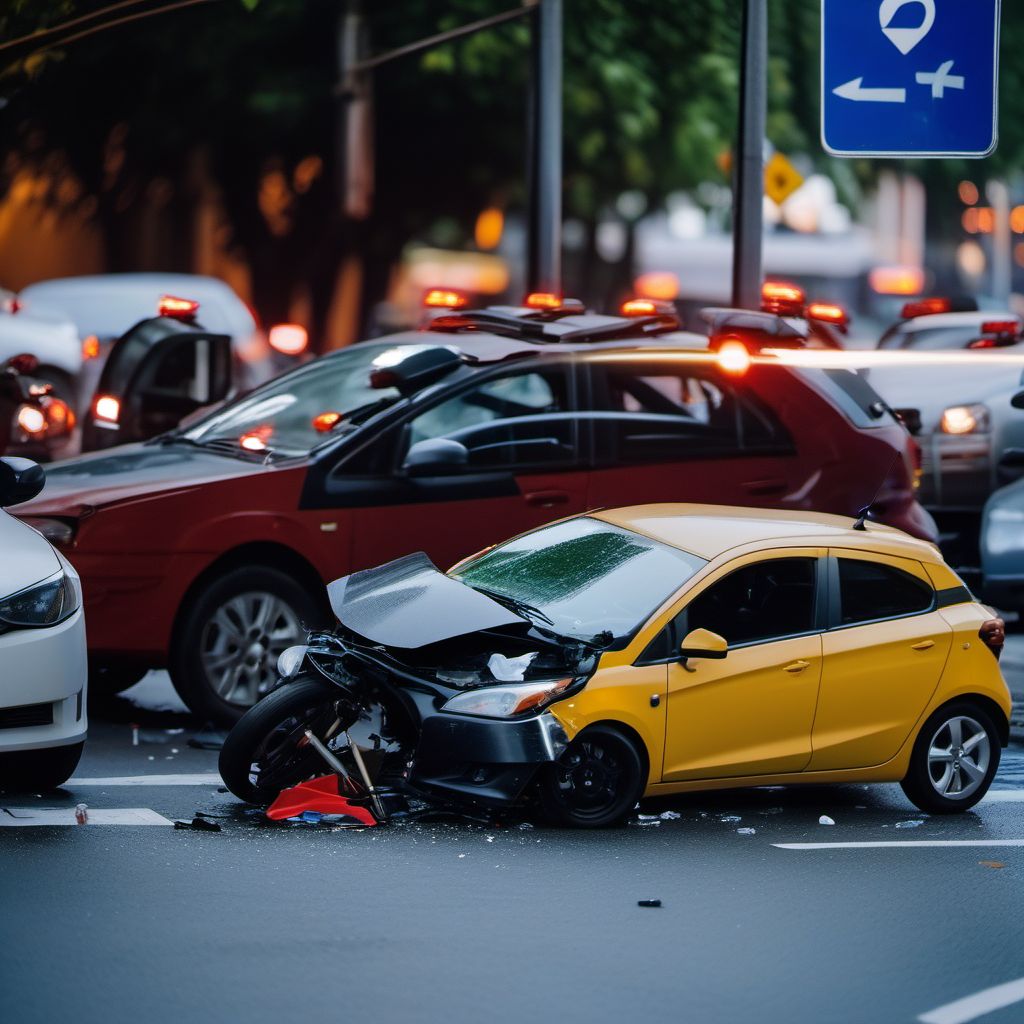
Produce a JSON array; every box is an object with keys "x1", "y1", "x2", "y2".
[{"x1": 16, "y1": 442, "x2": 276, "y2": 516}]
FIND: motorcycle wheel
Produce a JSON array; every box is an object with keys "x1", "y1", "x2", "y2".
[{"x1": 219, "y1": 674, "x2": 353, "y2": 804}]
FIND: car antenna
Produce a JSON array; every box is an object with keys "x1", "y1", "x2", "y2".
[{"x1": 852, "y1": 451, "x2": 902, "y2": 531}]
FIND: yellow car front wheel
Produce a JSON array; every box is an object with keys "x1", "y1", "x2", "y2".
[{"x1": 537, "y1": 725, "x2": 646, "y2": 828}]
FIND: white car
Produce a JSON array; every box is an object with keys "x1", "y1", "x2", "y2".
[
  {"x1": 0, "y1": 293, "x2": 83, "y2": 402},
  {"x1": 19, "y1": 273, "x2": 283, "y2": 393},
  {"x1": 0, "y1": 457, "x2": 87, "y2": 790}
]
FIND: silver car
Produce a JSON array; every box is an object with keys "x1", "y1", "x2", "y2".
[{"x1": 981, "y1": 469, "x2": 1024, "y2": 610}]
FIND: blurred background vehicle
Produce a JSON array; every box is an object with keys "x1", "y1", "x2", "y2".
[
  {"x1": 0, "y1": 456, "x2": 87, "y2": 790},
  {"x1": 0, "y1": 354, "x2": 77, "y2": 462},
  {"x1": 12, "y1": 293, "x2": 930, "y2": 725}
]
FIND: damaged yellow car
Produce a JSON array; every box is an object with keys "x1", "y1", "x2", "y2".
[{"x1": 220, "y1": 506, "x2": 1011, "y2": 828}]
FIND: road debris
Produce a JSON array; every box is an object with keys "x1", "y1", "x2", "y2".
[
  {"x1": 737, "y1": 827, "x2": 756, "y2": 835},
  {"x1": 895, "y1": 819, "x2": 925, "y2": 829},
  {"x1": 819, "y1": 815, "x2": 835, "y2": 826},
  {"x1": 719, "y1": 815, "x2": 742, "y2": 823},
  {"x1": 74, "y1": 803, "x2": 88, "y2": 824},
  {"x1": 659, "y1": 810, "x2": 682, "y2": 820},
  {"x1": 979, "y1": 861, "x2": 1007, "y2": 869},
  {"x1": 637, "y1": 899, "x2": 662, "y2": 908},
  {"x1": 173, "y1": 815, "x2": 222, "y2": 832}
]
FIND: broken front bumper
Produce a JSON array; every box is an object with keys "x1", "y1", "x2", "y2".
[{"x1": 409, "y1": 710, "x2": 569, "y2": 807}]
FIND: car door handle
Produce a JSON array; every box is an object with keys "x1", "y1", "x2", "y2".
[
  {"x1": 911, "y1": 640, "x2": 935, "y2": 651},
  {"x1": 783, "y1": 660, "x2": 811, "y2": 674},
  {"x1": 524, "y1": 490, "x2": 571, "y2": 509},
  {"x1": 743, "y1": 478, "x2": 787, "y2": 497}
]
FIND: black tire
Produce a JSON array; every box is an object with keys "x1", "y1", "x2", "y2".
[
  {"x1": 88, "y1": 662, "x2": 148, "y2": 697},
  {"x1": 170, "y1": 565, "x2": 324, "y2": 726},
  {"x1": 0, "y1": 741, "x2": 84, "y2": 792},
  {"x1": 536, "y1": 724, "x2": 647, "y2": 828},
  {"x1": 901, "y1": 700, "x2": 1002, "y2": 814},
  {"x1": 219, "y1": 674, "x2": 347, "y2": 803}
]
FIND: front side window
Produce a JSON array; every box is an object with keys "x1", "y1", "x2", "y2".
[
  {"x1": 405, "y1": 368, "x2": 575, "y2": 470},
  {"x1": 453, "y1": 516, "x2": 706, "y2": 644},
  {"x1": 837, "y1": 558, "x2": 933, "y2": 626},
  {"x1": 587, "y1": 362, "x2": 788, "y2": 463},
  {"x1": 676, "y1": 558, "x2": 818, "y2": 648}
]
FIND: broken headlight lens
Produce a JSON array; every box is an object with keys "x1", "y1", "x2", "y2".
[
  {"x1": 442, "y1": 678, "x2": 573, "y2": 719},
  {"x1": 0, "y1": 569, "x2": 78, "y2": 628},
  {"x1": 277, "y1": 645, "x2": 308, "y2": 679}
]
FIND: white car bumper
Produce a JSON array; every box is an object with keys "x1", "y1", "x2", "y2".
[{"x1": 0, "y1": 605, "x2": 87, "y2": 753}]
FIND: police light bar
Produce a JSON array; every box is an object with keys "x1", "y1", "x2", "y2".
[
  {"x1": 424, "y1": 289, "x2": 469, "y2": 310},
  {"x1": 158, "y1": 295, "x2": 200, "y2": 319},
  {"x1": 981, "y1": 320, "x2": 1020, "y2": 337},
  {"x1": 806, "y1": 302, "x2": 850, "y2": 330},
  {"x1": 524, "y1": 292, "x2": 563, "y2": 310},
  {"x1": 761, "y1": 281, "x2": 806, "y2": 317},
  {"x1": 620, "y1": 298, "x2": 675, "y2": 318},
  {"x1": 900, "y1": 296, "x2": 978, "y2": 319}
]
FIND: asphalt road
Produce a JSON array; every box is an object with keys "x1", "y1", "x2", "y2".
[{"x1": 5, "y1": 674, "x2": 1024, "y2": 1024}]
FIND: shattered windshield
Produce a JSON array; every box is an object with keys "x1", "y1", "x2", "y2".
[
  {"x1": 181, "y1": 343, "x2": 401, "y2": 455},
  {"x1": 453, "y1": 517, "x2": 706, "y2": 645}
]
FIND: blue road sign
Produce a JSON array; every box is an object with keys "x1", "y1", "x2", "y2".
[{"x1": 822, "y1": 0, "x2": 1001, "y2": 158}]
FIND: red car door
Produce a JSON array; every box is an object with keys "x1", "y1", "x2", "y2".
[
  {"x1": 583, "y1": 357, "x2": 799, "y2": 511},
  {"x1": 346, "y1": 361, "x2": 590, "y2": 572}
]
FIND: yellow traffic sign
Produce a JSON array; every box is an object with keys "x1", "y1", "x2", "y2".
[{"x1": 764, "y1": 152, "x2": 804, "y2": 205}]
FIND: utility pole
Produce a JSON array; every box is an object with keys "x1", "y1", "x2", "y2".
[
  {"x1": 526, "y1": 0, "x2": 563, "y2": 295},
  {"x1": 732, "y1": 0, "x2": 767, "y2": 310}
]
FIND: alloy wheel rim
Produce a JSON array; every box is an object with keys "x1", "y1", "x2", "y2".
[
  {"x1": 556, "y1": 739, "x2": 623, "y2": 816},
  {"x1": 926, "y1": 714, "x2": 990, "y2": 800},
  {"x1": 200, "y1": 591, "x2": 305, "y2": 708}
]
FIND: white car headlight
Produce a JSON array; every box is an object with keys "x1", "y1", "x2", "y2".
[
  {"x1": 277, "y1": 645, "x2": 308, "y2": 679},
  {"x1": 442, "y1": 678, "x2": 573, "y2": 719},
  {"x1": 0, "y1": 569, "x2": 79, "y2": 628},
  {"x1": 941, "y1": 403, "x2": 990, "y2": 435}
]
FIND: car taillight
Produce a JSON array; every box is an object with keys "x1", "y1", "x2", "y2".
[
  {"x1": 16, "y1": 404, "x2": 46, "y2": 436},
  {"x1": 268, "y1": 323, "x2": 309, "y2": 356},
  {"x1": 979, "y1": 618, "x2": 1005, "y2": 660},
  {"x1": 717, "y1": 339, "x2": 752, "y2": 376},
  {"x1": 82, "y1": 335, "x2": 101, "y2": 360},
  {"x1": 158, "y1": 295, "x2": 200, "y2": 319}
]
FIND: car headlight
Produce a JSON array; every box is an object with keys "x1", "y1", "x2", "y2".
[
  {"x1": 277, "y1": 645, "x2": 308, "y2": 679},
  {"x1": 20, "y1": 517, "x2": 77, "y2": 547},
  {"x1": 941, "y1": 403, "x2": 990, "y2": 435},
  {"x1": 442, "y1": 678, "x2": 574, "y2": 719},
  {"x1": 0, "y1": 569, "x2": 79, "y2": 628}
]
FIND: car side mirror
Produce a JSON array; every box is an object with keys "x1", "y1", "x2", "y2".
[
  {"x1": 1012, "y1": 390, "x2": 1024, "y2": 410},
  {"x1": 0, "y1": 457, "x2": 45, "y2": 508},
  {"x1": 679, "y1": 628, "x2": 728, "y2": 661},
  {"x1": 403, "y1": 438, "x2": 469, "y2": 477}
]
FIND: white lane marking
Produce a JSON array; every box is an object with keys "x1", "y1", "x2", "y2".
[
  {"x1": 0, "y1": 808, "x2": 173, "y2": 826},
  {"x1": 919, "y1": 977, "x2": 1024, "y2": 1024},
  {"x1": 776, "y1": 840, "x2": 1024, "y2": 850},
  {"x1": 69, "y1": 773, "x2": 222, "y2": 787},
  {"x1": 980, "y1": 789, "x2": 1024, "y2": 803}
]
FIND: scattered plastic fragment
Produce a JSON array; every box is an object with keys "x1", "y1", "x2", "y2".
[
  {"x1": 485, "y1": 835, "x2": 495, "y2": 843},
  {"x1": 719, "y1": 815, "x2": 741, "y2": 823},
  {"x1": 74, "y1": 803, "x2": 88, "y2": 825},
  {"x1": 458, "y1": 853, "x2": 466, "y2": 859},
  {"x1": 131, "y1": 723, "x2": 139, "y2": 747},
  {"x1": 819, "y1": 815, "x2": 835, "y2": 826},
  {"x1": 266, "y1": 775, "x2": 377, "y2": 826},
  {"x1": 637, "y1": 899, "x2": 662, "y2": 908},
  {"x1": 737, "y1": 827, "x2": 756, "y2": 835},
  {"x1": 659, "y1": 810, "x2": 682, "y2": 820},
  {"x1": 518, "y1": 822, "x2": 534, "y2": 830},
  {"x1": 174, "y1": 816, "x2": 222, "y2": 832},
  {"x1": 170, "y1": 748, "x2": 179, "y2": 754},
  {"x1": 980, "y1": 861, "x2": 1006, "y2": 869},
  {"x1": 895, "y1": 819, "x2": 924, "y2": 829}
]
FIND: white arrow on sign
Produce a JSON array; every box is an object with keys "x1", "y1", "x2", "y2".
[{"x1": 833, "y1": 77, "x2": 907, "y2": 103}]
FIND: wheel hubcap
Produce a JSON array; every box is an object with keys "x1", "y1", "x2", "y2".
[
  {"x1": 200, "y1": 591, "x2": 305, "y2": 708},
  {"x1": 927, "y1": 714, "x2": 990, "y2": 800},
  {"x1": 557, "y1": 740, "x2": 622, "y2": 815}
]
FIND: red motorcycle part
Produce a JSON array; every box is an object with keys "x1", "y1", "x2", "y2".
[{"x1": 265, "y1": 775, "x2": 377, "y2": 825}]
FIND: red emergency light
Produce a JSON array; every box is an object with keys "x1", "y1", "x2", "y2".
[
  {"x1": 761, "y1": 281, "x2": 806, "y2": 317},
  {"x1": 158, "y1": 295, "x2": 200, "y2": 320}
]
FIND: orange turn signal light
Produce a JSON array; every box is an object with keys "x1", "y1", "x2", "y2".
[
  {"x1": 761, "y1": 281, "x2": 806, "y2": 316},
  {"x1": 312, "y1": 411, "x2": 343, "y2": 433},
  {"x1": 82, "y1": 335, "x2": 101, "y2": 360},
  {"x1": 524, "y1": 292, "x2": 563, "y2": 311},
  {"x1": 424, "y1": 289, "x2": 469, "y2": 310},
  {"x1": 806, "y1": 302, "x2": 850, "y2": 328}
]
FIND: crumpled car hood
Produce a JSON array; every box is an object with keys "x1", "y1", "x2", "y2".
[{"x1": 327, "y1": 552, "x2": 527, "y2": 649}]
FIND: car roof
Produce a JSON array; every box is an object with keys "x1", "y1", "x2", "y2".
[
  {"x1": 369, "y1": 325, "x2": 711, "y2": 363},
  {"x1": 900, "y1": 311, "x2": 1014, "y2": 332},
  {"x1": 593, "y1": 504, "x2": 941, "y2": 563}
]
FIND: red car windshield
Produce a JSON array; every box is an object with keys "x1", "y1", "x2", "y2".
[{"x1": 183, "y1": 343, "x2": 400, "y2": 455}]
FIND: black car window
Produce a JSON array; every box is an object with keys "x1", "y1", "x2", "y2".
[
  {"x1": 837, "y1": 559, "x2": 933, "y2": 626},
  {"x1": 675, "y1": 558, "x2": 818, "y2": 648},
  {"x1": 587, "y1": 362, "x2": 788, "y2": 463},
  {"x1": 404, "y1": 368, "x2": 576, "y2": 470}
]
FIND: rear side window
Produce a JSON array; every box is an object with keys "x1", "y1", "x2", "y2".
[
  {"x1": 837, "y1": 559, "x2": 933, "y2": 626},
  {"x1": 587, "y1": 362, "x2": 790, "y2": 464},
  {"x1": 801, "y1": 368, "x2": 898, "y2": 429}
]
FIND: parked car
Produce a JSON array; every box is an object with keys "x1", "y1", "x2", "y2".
[
  {"x1": 0, "y1": 293, "x2": 84, "y2": 407},
  {"x1": 13, "y1": 296, "x2": 931, "y2": 724},
  {"x1": 1, "y1": 354, "x2": 77, "y2": 461},
  {"x1": 220, "y1": 505, "x2": 1009, "y2": 826},
  {"x1": 980, "y1": 474, "x2": 1024, "y2": 611},
  {"x1": 0, "y1": 457, "x2": 87, "y2": 790}
]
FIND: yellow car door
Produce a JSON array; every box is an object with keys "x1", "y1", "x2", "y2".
[
  {"x1": 808, "y1": 550, "x2": 953, "y2": 772},
  {"x1": 662, "y1": 551, "x2": 826, "y2": 782}
]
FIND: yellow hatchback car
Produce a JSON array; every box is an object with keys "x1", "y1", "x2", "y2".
[{"x1": 451, "y1": 505, "x2": 1011, "y2": 826}]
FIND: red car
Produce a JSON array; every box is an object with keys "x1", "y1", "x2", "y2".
[{"x1": 16, "y1": 299, "x2": 935, "y2": 723}]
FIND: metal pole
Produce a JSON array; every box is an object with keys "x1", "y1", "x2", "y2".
[
  {"x1": 988, "y1": 179, "x2": 1012, "y2": 305},
  {"x1": 731, "y1": 0, "x2": 767, "y2": 310},
  {"x1": 528, "y1": 0, "x2": 562, "y2": 295}
]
